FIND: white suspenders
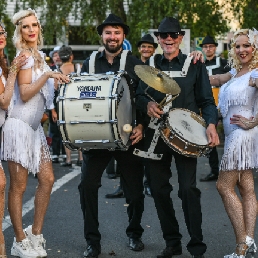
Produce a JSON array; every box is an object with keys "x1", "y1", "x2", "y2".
[
  {"x1": 149, "y1": 54, "x2": 193, "y2": 78},
  {"x1": 133, "y1": 54, "x2": 193, "y2": 160},
  {"x1": 88, "y1": 50, "x2": 129, "y2": 73},
  {"x1": 206, "y1": 56, "x2": 220, "y2": 76}
]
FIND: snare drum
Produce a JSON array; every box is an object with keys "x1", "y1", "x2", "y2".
[
  {"x1": 57, "y1": 73, "x2": 134, "y2": 150},
  {"x1": 160, "y1": 108, "x2": 212, "y2": 157}
]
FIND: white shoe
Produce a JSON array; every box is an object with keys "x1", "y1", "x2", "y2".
[
  {"x1": 11, "y1": 237, "x2": 39, "y2": 258},
  {"x1": 246, "y1": 236, "x2": 257, "y2": 257},
  {"x1": 224, "y1": 253, "x2": 245, "y2": 258},
  {"x1": 25, "y1": 225, "x2": 47, "y2": 257}
]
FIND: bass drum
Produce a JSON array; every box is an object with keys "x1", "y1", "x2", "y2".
[
  {"x1": 160, "y1": 108, "x2": 212, "y2": 157},
  {"x1": 57, "y1": 73, "x2": 134, "y2": 151}
]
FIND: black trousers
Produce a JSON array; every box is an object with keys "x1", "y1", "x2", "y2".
[
  {"x1": 78, "y1": 144, "x2": 145, "y2": 246},
  {"x1": 49, "y1": 119, "x2": 65, "y2": 156},
  {"x1": 208, "y1": 146, "x2": 219, "y2": 175},
  {"x1": 147, "y1": 138, "x2": 207, "y2": 256}
]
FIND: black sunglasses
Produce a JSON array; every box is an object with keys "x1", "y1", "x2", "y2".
[{"x1": 159, "y1": 32, "x2": 180, "y2": 39}]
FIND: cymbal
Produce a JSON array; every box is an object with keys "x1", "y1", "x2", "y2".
[{"x1": 135, "y1": 65, "x2": 181, "y2": 94}]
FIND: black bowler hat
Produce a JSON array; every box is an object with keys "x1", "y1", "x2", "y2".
[
  {"x1": 200, "y1": 35, "x2": 218, "y2": 47},
  {"x1": 137, "y1": 34, "x2": 158, "y2": 48},
  {"x1": 154, "y1": 17, "x2": 185, "y2": 37},
  {"x1": 97, "y1": 13, "x2": 130, "y2": 35}
]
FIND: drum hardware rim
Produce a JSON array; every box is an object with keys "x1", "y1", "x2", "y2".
[
  {"x1": 60, "y1": 96, "x2": 106, "y2": 101},
  {"x1": 68, "y1": 120, "x2": 117, "y2": 124},
  {"x1": 160, "y1": 132, "x2": 203, "y2": 158},
  {"x1": 161, "y1": 125, "x2": 208, "y2": 148},
  {"x1": 75, "y1": 140, "x2": 110, "y2": 144},
  {"x1": 57, "y1": 120, "x2": 65, "y2": 125},
  {"x1": 60, "y1": 82, "x2": 72, "y2": 144},
  {"x1": 73, "y1": 75, "x2": 110, "y2": 81},
  {"x1": 110, "y1": 79, "x2": 118, "y2": 148},
  {"x1": 160, "y1": 126, "x2": 210, "y2": 157}
]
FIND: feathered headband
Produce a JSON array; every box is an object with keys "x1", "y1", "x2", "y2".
[{"x1": 248, "y1": 28, "x2": 258, "y2": 49}]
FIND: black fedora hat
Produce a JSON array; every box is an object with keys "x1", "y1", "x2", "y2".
[
  {"x1": 97, "y1": 13, "x2": 130, "y2": 35},
  {"x1": 200, "y1": 35, "x2": 218, "y2": 47},
  {"x1": 137, "y1": 34, "x2": 158, "y2": 48},
  {"x1": 154, "y1": 17, "x2": 185, "y2": 37}
]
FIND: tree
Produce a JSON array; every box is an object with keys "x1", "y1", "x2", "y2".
[
  {"x1": 4, "y1": 0, "x2": 231, "y2": 58},
  {"x1": 230, "y1": 0, "x2": 258, "y2": 29},
  {"x1": 0, "y1": 0, "x2": 16, "y2": 61}
]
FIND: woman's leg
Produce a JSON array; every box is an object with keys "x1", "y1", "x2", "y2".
[
  {"x1": 217, "y1": 170, "x2": 257, "y2": 255},
  {"x1": 0, "y1": 165, "x2": 6, "y2": 255},
  {"x1": 237, "y1": 170, "x2": 257, "y2": 238},
  {"x1": 32, "y1": 160, "x2": 54, "y2": 235},
  {"x1": 217, "y1": 170, "x2": 246, "y2": 244},
  {"x1": 8, "y1": 161, "x2": 28, "y2": 242}
]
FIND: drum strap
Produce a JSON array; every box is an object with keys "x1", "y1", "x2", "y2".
[
  {"x1": 133, "y1": 95, "x2": 173, "y2": 160},
  {"x1": 149, "y1": 54, "x2": 193, "y2": 77},
  {"x1": 206, "y1": 56, "x2": 221, "y2": 75},
  {"x1": 119, "y1": 50, "x2": 129, "y2": 70},
  {"x1": 89, "y1": 51, "x2": 98, "y2": 74},
  {"x1": 89, "y1": 50, "x2": 130, "y2": 74},
  {"x1": 134, "y1": 55, "x2": 193, "y2": 159}
]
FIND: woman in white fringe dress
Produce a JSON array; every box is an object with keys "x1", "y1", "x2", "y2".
[
  {"x1": 1, "y1": 9, "x2": 69, "y2": 258},
  {"x1": 0, "y1": 22, "x2": 27, "y2": 258},
  {"x1": 210, "y1": 28, "x2": 258, "y2": 258}
]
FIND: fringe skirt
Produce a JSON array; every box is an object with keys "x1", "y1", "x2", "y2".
[
  {"x1": 1, "y1": 117, "x2": 51, "y2": 175},
  {"x1": 220, "y1": 127, "x2": 258, "y2": 171}
]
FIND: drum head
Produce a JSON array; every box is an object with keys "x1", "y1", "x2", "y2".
[
  {"x1": 167, "y1": 109, "x2": 208, "y2": 146},
  {"x1": 116, "y1": 76, "x2": 133, "y2": 145}
]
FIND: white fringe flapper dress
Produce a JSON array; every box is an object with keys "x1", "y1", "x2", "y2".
[
  {"x1": 1, "y1": 52, "x2": 54, "y2": 175},
  {"x1": 0, "y1": 68, "x2": 6, "y2": 169},
  {"x1": 218, "y1": 70, "x2": 258, "y2": 171}
]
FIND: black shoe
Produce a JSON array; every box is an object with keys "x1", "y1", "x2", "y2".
[
  {"x1": 144, "y1": 186, "x2": 152, "y2": 197},
  {"x1": 76, "y1": 160, "x2": 83, "y2": 166},
  {"x1": 128, "y1": 238, "x2": 144, "y2": 251},
  {"x1": 200, "y1": 173, "x2": 218, "y2": 182},
  {"x1": 52, "y1": 157, "x2": 59, "y2": 163},
  {"x1": 192, "y1": 255, "x2": 205, "y2": 258},
  {"x1": 105, "y1": 186, "x2": 124, "y2": 198},
  {"x1": 83, "y1": 244, "x2": 101, "y2": 258},
  {"x1": 157, "y1": 245, "x2": 182, "y2": 258},
  {"x1": 60, "y1": 162, "x2": 72, "y2": 167},
  {"x1": 107, "y1": 173, "x2": 117, "y2": 179}
]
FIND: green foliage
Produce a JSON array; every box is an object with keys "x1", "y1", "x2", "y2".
[
  {"x1": 0, "y1": 0, "x2": 16, "y2": 61},
  {"x1": 6, "y1": 0, "x2": 254, "y2": 58},
  {"x1": 229, "y1": 0, "x2": 258, "y2": 30}
]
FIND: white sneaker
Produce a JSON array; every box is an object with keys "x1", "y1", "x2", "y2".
[
  {"x1": 11, "y1": 237, "x2": 39, "y2": 258},
  {"x1": 224, "y1": 253, "x2": 245, "y2": 258},
  {"x1": 246, "y1": 236, "x2": 257, "y2": 257},
  {"x1": 25, "y1": 225, "x2": 47, "y2": 257}
]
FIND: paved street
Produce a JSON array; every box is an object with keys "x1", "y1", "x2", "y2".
[{"x1": 2, "y1": 146, "x2": 258, "y2": 258}]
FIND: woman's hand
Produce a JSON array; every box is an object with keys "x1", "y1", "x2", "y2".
[
  {"x1": 230, "y1": 114, "x2": 258, "y2": 130},
  {"x1": 46, "y1": 71, "x2": 70, "y2": 84},
  {"x1": 130, "y1": 124, "x2": 143, "y2": 145},
  {"x1": 9, "y1": 54, "x2": 28, "y2": 74}
]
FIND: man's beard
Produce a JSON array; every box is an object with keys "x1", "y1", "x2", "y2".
[{"x1": 103, "y1": 41, "x2": 123, "y2": 53}]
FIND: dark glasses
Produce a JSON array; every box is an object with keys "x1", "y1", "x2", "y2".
[
  {"x1": 159, "y1": 32, "x2": 180, "y2": 39},
  {"x1": 0, "y1": 31, "x2": 7, "y2": 38}
]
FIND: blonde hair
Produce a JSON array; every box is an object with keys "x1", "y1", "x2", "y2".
[
  {"x1": 228, "y1": 29, "x2": 258, "y2": 71},
  {"x1": 12, "y1": 9, "x2": 43, "y2": 50}
]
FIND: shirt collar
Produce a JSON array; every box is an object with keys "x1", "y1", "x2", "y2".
[
  {"x1": 98, "y1": 49, "x2": 123, "y2": 60},
  {"x1": 160, "y1": 50, "x2": 184, "y2": 64}
]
